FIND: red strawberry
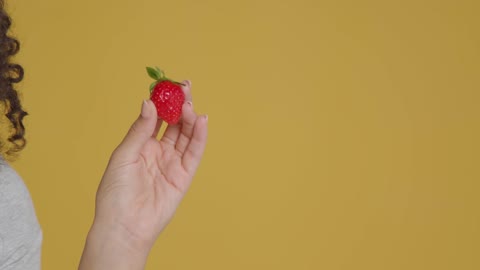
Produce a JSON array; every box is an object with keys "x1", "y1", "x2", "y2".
[{"x1": 146, "y1": 66, "x2": 185, "y2": 124}]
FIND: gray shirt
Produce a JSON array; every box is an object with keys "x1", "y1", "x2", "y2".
[{"x1": 0, "y1": 159, "x2": 42, "y2": 270}]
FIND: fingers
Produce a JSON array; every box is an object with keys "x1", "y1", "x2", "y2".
[
  {"x1": 161, "y1": 123, "x2": 180, "y2": 145},
  {"x1": 175, "y1": 101, "x2": 197, "y2": 154},
  {"x1": 182, "y1": 115, "x2": 208, "y2": 175},
  {"x1": 116, "y1": 100, "x2": 157, "y2": 159}
]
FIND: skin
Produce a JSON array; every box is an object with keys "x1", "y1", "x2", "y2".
[{"x1": 79, "y1": 81, "x2": 208, "y2": 270}]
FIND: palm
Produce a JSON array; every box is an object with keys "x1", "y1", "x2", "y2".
[{"x1": 94, "y1": 83, "x2": 207, "y2": 249}]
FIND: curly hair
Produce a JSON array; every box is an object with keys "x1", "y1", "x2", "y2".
[{"x1": 0, "y1": 0, "x2": 27, "y2": 158}]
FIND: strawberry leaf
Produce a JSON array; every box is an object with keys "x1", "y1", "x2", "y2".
[
  {"x1": 149, "y1": 81, "x2": 157, "y2": 93},
  {"x1": 146, "y1": 67, "x2": 161, "y2": 80}
]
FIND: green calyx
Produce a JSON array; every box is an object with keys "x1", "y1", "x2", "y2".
[{"x1": 146, "y1": 66, "x2": 185, "y2": 93}]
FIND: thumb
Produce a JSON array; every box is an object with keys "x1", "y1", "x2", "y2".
[{"x1": 116, "y1": 100, "x2": 157, "y2": 159}]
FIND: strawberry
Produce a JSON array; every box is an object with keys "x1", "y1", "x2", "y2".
[{"x1": 146, "y1": 66, "x2": 185, "y2": 124}]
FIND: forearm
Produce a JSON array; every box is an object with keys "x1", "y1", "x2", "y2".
[{"x1": 79, "y1": 222, "x2": 150, "y2": 270}]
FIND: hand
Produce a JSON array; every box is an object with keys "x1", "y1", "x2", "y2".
[{"x1": 79, "y1": 81, "x2": 208, "y2": 270}]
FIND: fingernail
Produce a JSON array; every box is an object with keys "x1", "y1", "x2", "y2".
[
  {"x1": 185, "y1": 80, "x2": 192, "y2": 87},
  {"x1": 204, "y1": 115, "x2": 208, "y2": 122},
  {"x1": 141, "y1": 100, "x2": 148, "y2": 118},
  {"x1": 187, "y1": 101, "x2": 193, "y2": 108}
]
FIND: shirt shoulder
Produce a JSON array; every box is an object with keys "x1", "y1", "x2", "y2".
[{"x1": 0, "y1": 159, "x2": 42, "y2": 270}]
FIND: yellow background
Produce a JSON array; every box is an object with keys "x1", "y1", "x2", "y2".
[{"x1": 7, "y1": 0, "x2": 480, "y2": 269}]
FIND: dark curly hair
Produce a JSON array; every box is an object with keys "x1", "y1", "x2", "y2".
[{"x1": 0, "y1": 0, "x2": 27, "y2": 158}]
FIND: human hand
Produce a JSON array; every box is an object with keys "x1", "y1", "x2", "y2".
[{"x1": 79, "y1": 81, "x2": 208, "y2": 270}]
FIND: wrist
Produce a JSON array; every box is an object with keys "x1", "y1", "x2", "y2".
[{"x1": 79, "y1": 220, "x2": 151, "y2": 270}]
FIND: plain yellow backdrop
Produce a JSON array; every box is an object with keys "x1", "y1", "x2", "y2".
[{"x1": 6, "y1": 0, "x2": 480, "y2": 269}]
